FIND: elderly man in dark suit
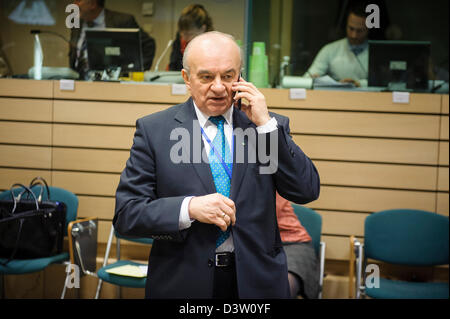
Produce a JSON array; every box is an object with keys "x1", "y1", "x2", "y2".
[
  {"x1": 113, "y1": 31, "x2": 320, "y2": 299},
  {"x1": 69, "y1": 0, "x2": 155, "y2": 79}
]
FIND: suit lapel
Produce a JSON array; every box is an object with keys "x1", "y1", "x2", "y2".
[
  {"x1": 173, "y1": 102, "x2": 252, "y2": 198},
  {"x1": 229, "y1": 108, "x2": 252, "y2": 201},
  {"x1": 174, "y1": 99, "x2": 216, "y2": 195}
]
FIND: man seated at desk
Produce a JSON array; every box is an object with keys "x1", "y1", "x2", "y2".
[
  {"x1": 69, "y1": 0, "x2": 156, "y2": 79},
  {"x1": 304, "y1": 2, "x2": 369, "y2": 87}
]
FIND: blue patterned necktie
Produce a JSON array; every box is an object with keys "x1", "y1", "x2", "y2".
[{"x1": 208, "y1": 116, "x2": 232, "y2": 248}]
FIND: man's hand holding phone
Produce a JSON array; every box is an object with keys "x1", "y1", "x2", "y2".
[{"x1": 232, "y1": 76, "x2": 271, "y2": 127}]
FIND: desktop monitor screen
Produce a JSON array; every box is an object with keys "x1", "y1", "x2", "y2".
[
  {"x1": 368, "y1": 40, "x2": 431, "y2": 91},
  {"x1": 86, "y1": 28, "x2": 143, "y2": 73}
]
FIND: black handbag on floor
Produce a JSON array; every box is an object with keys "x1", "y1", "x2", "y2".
[{"x1": 0, "y1": 180, "x2": 66, "y2": 263}]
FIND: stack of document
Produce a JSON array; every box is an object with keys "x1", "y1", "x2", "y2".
[
  {"x1": 105, "y1": 264, "x2": 148, "y2": 278},
  {"x1": 314, "y1": 75, "x2": 354, "y2": 88}
]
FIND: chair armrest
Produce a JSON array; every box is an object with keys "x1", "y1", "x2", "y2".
[
  {"x1": 68, "y1": 217, "x2": 98, "y2": 276},
  {"x1": 318, "y1": 241, "x2": 326, "y2": 299},
  {"x1": 349, "y1": 236, "x2": 356, "y2": 298},
  {"x1": 349, "y1": 236, "x2": 364, "y2": 299}
]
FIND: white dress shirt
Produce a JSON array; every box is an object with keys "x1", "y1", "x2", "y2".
[
  {"x1": 305, "y1": 38, "x2": 368, "y2": 87},
  {"x1": 178, "y1": 102, "x2": 278, "y2": 252}
]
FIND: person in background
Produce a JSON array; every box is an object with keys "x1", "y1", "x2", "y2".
[
  {"x1": 304, "y1": 1, "x2": 369, "y2": 87},
  {"x1": 276, "y1": 192, "x2": 320, "y2": 299},
  {"x1": 69, "y1": 0, "x2": 156, "y2": 79},
  {"x1": 168, "y1": 4, "x2": 213, "y2": 71}
]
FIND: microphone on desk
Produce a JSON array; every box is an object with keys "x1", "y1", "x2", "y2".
[
  {"x1": 30, "y1": 29, "x2": 71, "y2": 45},
  {"x1": 153, "y1": 39, "x2": 173, "y2": 73}
]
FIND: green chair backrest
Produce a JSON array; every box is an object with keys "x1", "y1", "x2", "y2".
[
  {"x1": 364, "y1": 209, "x2": 449, "y2": 266},
  {"x1": 291, "y1": 203, "x2": 322, "y2": 255}
]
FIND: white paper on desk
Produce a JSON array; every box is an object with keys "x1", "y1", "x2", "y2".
[
  {"x1": 105, "y1": 264, "x2": 147, "y2": 278},
  {"x1": 314, "y1": 75, "x2": 354, "y2": 88}
]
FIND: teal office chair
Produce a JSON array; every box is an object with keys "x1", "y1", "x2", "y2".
[
  {"x1": 351, "y1": 209, "x2": 449, "y2": 299},
  {"x1": 291, "y1": 204, "x2": 326, "y2": 299},
  {"x1": 95, "y1": 225, "x2": 153, "y2": 299},
  {"x1": 0, "y1": 184, "x2": 78, "y2": 297}
]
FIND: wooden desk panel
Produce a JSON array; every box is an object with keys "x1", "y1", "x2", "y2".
[
  {"x1": 0, "y1": 79, "x2": 53, "y2": 98},
  {"x1": 315, "y1": 161, "x2": 437, "y2": 191},
  {"x1": 311, "y1": 186, "x2": 436, "y2": 213},
  {"x1": 0, "y1": 98, "x2": 52, "y2": 122},
  {"x1": 274, "y1": 109, "x2": 441, "y2": 139},
  {"x1": 263, "y1": 88, "x2": 442, "y2": 113},
  {"x1": 294, "y1": 135, "x2": 439, "y2": 165},
  {"x1": 53, "y1": 100, "x2": 169, "y2": 125},
  {"x1": 0, "y1": 145, "x2": 52, "y2": 169},
  {"x1": 52, "y1": 124, "x2": 134, "y2": 149},
  {"x1": 0, "y1": 122, "x2": 52, "y2": 145}
]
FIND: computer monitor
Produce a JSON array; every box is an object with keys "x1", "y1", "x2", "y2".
[
  {"x1": 85, "y1": 28, "x2": 143, "y2": 73},
  {"x1": 368, "y1": 40, "x2": 431, "y2": 91}
]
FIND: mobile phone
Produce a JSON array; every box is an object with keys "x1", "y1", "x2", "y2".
[{"x1": 236, "y1": 73, "x2": 242, "y2": 110}]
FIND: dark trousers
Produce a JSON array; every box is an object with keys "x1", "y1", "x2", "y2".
[{"x1": 212, "y1": 257, "x2": 239, "y2": 299}]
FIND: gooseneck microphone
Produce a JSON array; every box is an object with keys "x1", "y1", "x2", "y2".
[
  {"x1": 153, "y1": 39, "x2": 173, "y2": 72},
  {"x1": 30, "y1": 29, "x2": 71, "y2": 45}
]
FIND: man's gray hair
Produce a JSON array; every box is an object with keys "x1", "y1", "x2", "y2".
[{"x1": 182, "y1": 31, "x2": 243, "y2": 75}]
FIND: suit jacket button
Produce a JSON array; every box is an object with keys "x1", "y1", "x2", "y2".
[{"x1": 208, "y1": 259, "x2": 213, "y2": 267}]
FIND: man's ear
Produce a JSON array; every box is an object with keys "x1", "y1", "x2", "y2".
[{"x1": 181, "y1": 69, "x2": 191, "y2": 89}]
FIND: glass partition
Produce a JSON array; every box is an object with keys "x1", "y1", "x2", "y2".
[
  {"x1": 247, "y1": 0, "x2": 449, "y2": 93},
  {"x1": 1, "y1": 0, "x2": 448, "y2": 93},
  {"x1": 0, "y1": 0, "x2": 246, "y2": 80}
]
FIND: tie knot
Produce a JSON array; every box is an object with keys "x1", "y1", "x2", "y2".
[
  {"x1": 209, "y1": 115, "x2": 225, "y2": 128},
  {"x1": 87, "y1": 20, "x2": 95, "y2": 28}
]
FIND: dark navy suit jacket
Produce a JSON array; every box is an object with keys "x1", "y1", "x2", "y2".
[{"x1": 113, "y1": 98, "x2": 320, "y2": 298}]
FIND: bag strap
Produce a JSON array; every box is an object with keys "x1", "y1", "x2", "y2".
[
  {"x1": 10, "y1": 183, "x2": 39, "y2": 213},
  {"x1": 29, "y1": 176, "x2": 51, "y2": 202}
]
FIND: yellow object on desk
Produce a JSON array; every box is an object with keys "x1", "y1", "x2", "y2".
[
  {"x1": 105, "y1": 264, "x2": 147, "y2": 278},
  {"x1": 130, "y1": 72, "x2": 144, "y2": 82}
]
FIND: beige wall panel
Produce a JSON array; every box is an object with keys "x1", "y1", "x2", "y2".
[
  {"x1": 322, "y1": 235, "x2": 352, "y2": 261},
  {"x1": 0, "y1": 168, "x2": 52, "y2": 191},
  {"x1": 0, "y1": 79, "x2": 53, "y2": 98},
  {"x1": 311, "y1": 186, "x2": 436, "y2": 213},
  {"x1": 294, "y1": 135, "x2": 438, "y2": 165},
  {"x1": 0, "y1": 122, "x2": 52, "y2": 145},
  {"x1": 277, "y1": 109, "x2": 440, "y2": 139},
  {"x1": 438, "y1": 167, "x2": 449, "y2": 191},
  {"x1": 53, "y1": 81, "x2": 190, "y2": 104},
  {"x1": 0, "y1": 98, "x2": 52, "y2": 122},
  {"x1": 263, "y1": 89, "x2": 442, "y2": 113},
  {"x1": 52, "y1": 124, "x2": 135, "y2": 149},
  {"x1": 436, "y1": 193, "x2": 449, "y2": 216},
  {"x1": 0, "y1": 145, "x2": 51, "y2": 169},
  {"x1": 77, "y1": 195, "x2": 115, "y2": 220},
  {"x1": 52, "y1": 171, "x2": 120, "y2": 196},
  {"x1": 439, "y1": 142, "x2": 449, "y2": 165},
  {"x1": 98, "y1": 220, "x2": 115, "y2": 244},
  {"x1": 53, "y1": 100, "x2": 169, "y2": 125},
  {"x1": 440, "y1": 115, "x2": 449, "y2": 140},
  {"x1": 318, "y1": 210, "x2": 368, "y2": 237},
  {"x1": 53, "y1": 148, "x2": 129, "y2": 173},
  {"x1": 442, "y1": 95, "x2": 449, "y2": 114},
  {"x1": 315, "y1": 161, "x2": 438, "y2": 190}
]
